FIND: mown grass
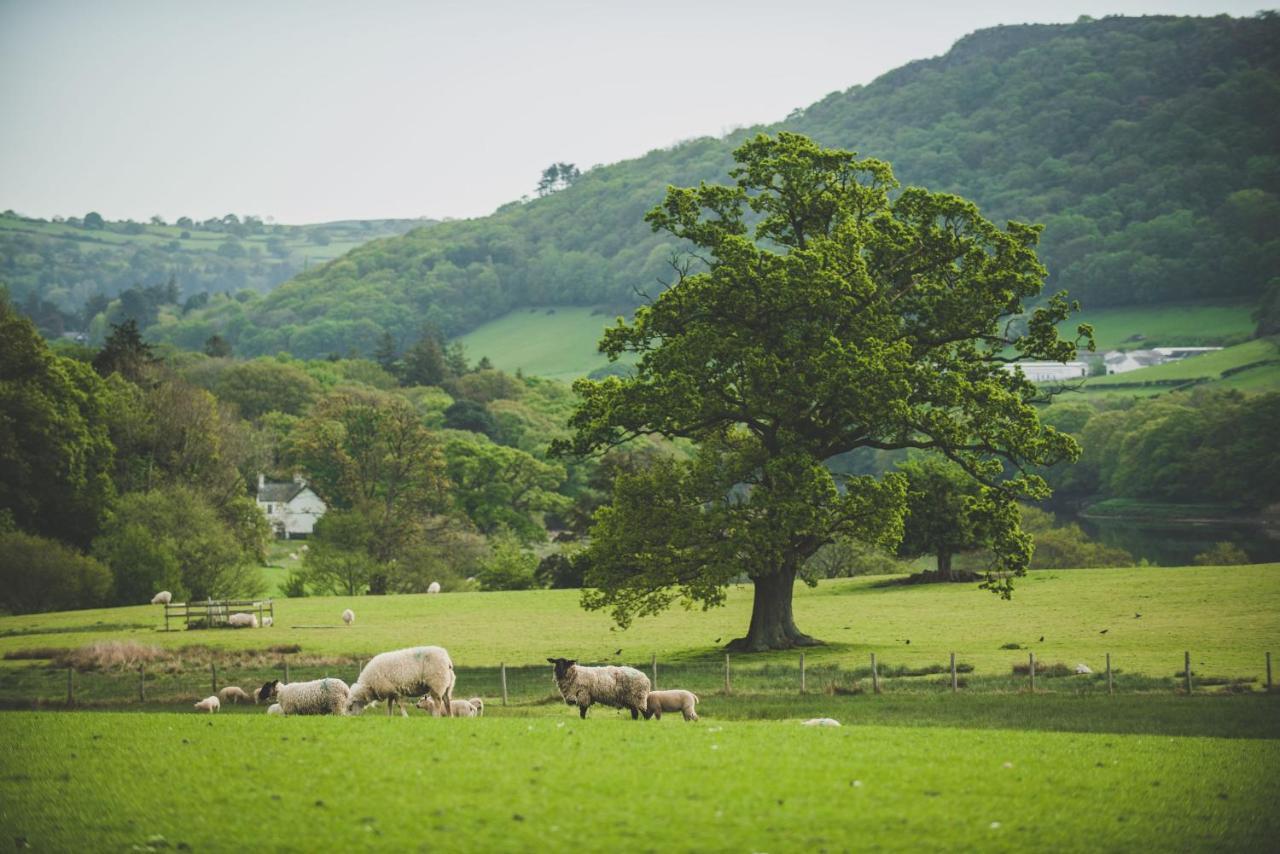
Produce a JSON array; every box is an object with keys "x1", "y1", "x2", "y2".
[
  {"x1": 1084, "y1": 337, "x2": 1280, "y2": 388},
  {"x1": 1071, "y1": 302, "x2": 1256, "y2": 352},
  {"x1": 1, "y1": 712, "x2": 1275, "y2": 852},
  {"x1": 456, "y1": 305, "x2": 635, "y2": 382}
]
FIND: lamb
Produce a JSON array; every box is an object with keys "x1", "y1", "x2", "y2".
[
  {"x1": 266, "y1": 703, "x2": 283, "y2": 715},
  {"x1": 256, "y1": 678, "x2": 351, "y2": 715},
  {"x1": 342, "y1": 608, "x2": 355, "y2": 626},
  {"x1": 801, "y1": 718, "x2": 841, "y2": 727},
  {"x1": 427, "y1": 581, "x2": 441, "y2": 594},
  {"x1": 417, "y1": 696, "x2": 477, "y2": 717},
  {"x1": 151, "y1": 591, "x2": 172, "y2": 605},
  {"x1": 193, "y1": 695, "x2": 220, "y2": 713},
  {"x1": 347, "y1": 646, "x2": 454, "y2": 718},
  {"x1": 262, "y1": 616, "x2": 273, "y2": 628},
  {"x1": 218, "y1": 686, "x2": 251, "y2": 705},
  {"x1": 547, "y1": 657, "x2": 650, "y2": 720},
  {"x1": 644, "y1": 689, "x2": 699, "y2": 721},
  {"x1": 468, "y1": 697, "x2": 484, "y2": 717},
  {"x1": 227, "y1": 612, "x2": 259, "y2": 629}
]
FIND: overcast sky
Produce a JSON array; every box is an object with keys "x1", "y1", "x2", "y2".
[{"x1": 0, "y1": 0, "x2": 1266, "y2": 224}]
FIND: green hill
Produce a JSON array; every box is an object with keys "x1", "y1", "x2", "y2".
[
  {"x1": 155, "y1": 14, "x2": 1280, "y2": 359},
  {"x1": 1082, "y1": 335, "x2": 1280, "y2": 396}
]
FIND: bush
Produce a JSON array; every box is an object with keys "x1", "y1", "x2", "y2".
[
  {"x1": 387, "y1": 524, "x2": 487, "y2": 593},
  {"x1": 476, "y1": 531, "x2": 538, "y2": 591},
  {"x1": 535, "y1": 550, "x2": 589, "y2": 589},
  {"x1": 802, "y1": 538, "x2": 909, "y2": 580},
  {"x1": 1192, "y1": 541, "x2": 1251, "y2": 566},
  {"x1": 0, "y1": 531, "x2": 112, "y2": 614}
]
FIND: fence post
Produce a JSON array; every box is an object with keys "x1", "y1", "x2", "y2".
[
  {"x1": 1106, "y1": 653, "x2": 1113, "y2": 695},
  {"x1": 651, "y1": 653, "x2": 658, "y2": 690},
  {"x1": 66, "y1": 667, "x2": 74, "y2": 706},
  {"x1": 139, "y1": 663, "x2": 146, "y2": 702},
  {"x1": 1029, "y1": 652, "x2": 1036, "y2": 692},
  {"x1": 871, "y1": 653, "x2": 879, "y2": 695},
  {"x1": 724, "y1": 654, "x2": 731, "y2": 695},
  {"x1": 950, "y1": 652, "x2": 957, "y2": 693},
  {"x1": 501, "y1": 662, "x2": 508, "y2": 706},
  {"x1": 211, "y1": 662, "x2": 218, "y2": 695},
  {"x1": 1266, "y1": 652, "x2": 1272, "y2": 692},
  {"x1": 800, "y1": 652, "x2": 806, "y2": 694},
  {"x1": 1184, "y1": 651, "x2": 1192, "y2": 695}
]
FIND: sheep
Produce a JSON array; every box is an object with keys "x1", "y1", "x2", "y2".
[
  {"x1": 468, "y1": 697, "x2": 484, "y2": 717},
  {"x1": 1075, "y1": 663, "x2": 1093, "y2": 674},
  {"x1": 417, "y1": 696, "x2": 477, "y2": 717},
  {"x1": 342, "y1": 608, "x2": 355, "y2": 627},
  {"x1": 151, "y1": 591, "x2": 172, "y2": 605},
  {"x1": 801, "y1": 718, "x2": 841, "y2": 727},
  {"x1": 262, "y1": 616, "x2": 273, "y2": 628},
  {"x1": 256, "y1": 678, "x2": 351, "y2": 715},
  {"x1": 644, "y1": 689, "x2": 699, "y2": 721},
  {"x1": 227, "y1": 612, "x2": 259, "y2": 629},
  {"x1": 547, "y1": 657, "x2": 650, "y2": 720},
  {"x1": 266, "y1": 703, "x2": 283, "y2": 715},
  {"x1": 218, "y1": 686, "x2": 251, "y2": 705},
  {"x1": 347, "y1": 646, "x2": 454, "y2": 718},
  {"x1": 427, "y1": 581, "x2": 441, "y2": 594},
  {"x1": 193, "y1": 695, "x2": 220, "y2": 713}
]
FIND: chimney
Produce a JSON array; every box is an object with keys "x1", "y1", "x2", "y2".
[
  {"x1": 257, "y1": 473, "x2": 265, "y2": 492},
  {"x1": 293, "y1": 472, "x2": 305, "y2": 486}
]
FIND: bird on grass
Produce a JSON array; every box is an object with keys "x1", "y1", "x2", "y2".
[
  {"x1": 1134, "y1": 613, "x2": 1142, "y2": 619},
  {"x1": 713, "y1": 638, "x2": 721, "y2": 644},
  {"x1": 614, "y1": 648, "x2": 622, "y2": 656},
  {"x1": 1099, "y1": 629, "x2": 1109, "y2": 635},
  {"x1": 1039, "y1": 636, "x2": 1045, "y2": 643}
]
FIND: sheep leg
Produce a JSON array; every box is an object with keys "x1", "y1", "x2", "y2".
[
  {"x1": 630, "y1": 706, "x2": 640, "y2": 720},
  {"x1": 398, "y1": 697, "x2": 409, "y2": 718},
  {"x1": 578, "y1": 704, "x2": 588, "y2": 719}
]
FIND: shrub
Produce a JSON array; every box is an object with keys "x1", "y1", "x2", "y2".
[
  {"x1": 1192, "y1": 541, "x2": 1251, "y2": 566},
  {"x1": 0, "y1": 532, "x2": 112, "y2": 615},
  {"x1": 476, "y1": 531, "x2": 538, "y2": 591}
]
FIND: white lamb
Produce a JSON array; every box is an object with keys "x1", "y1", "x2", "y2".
[
  {"x1": 468, "y1": 696, "x2": 484, "y2": 717},
  {"x1": 347, "y1": 646, "x2": 455, "y2": 717},
  {"x1": 801, "y1": 718, "x2": 841, "y2": 727},
  {"x1": 151, "y1": 591, "x2": 172, "y2": 605},
  {"x1": 256, "y1": 678, "x2": 351, "y2": 715},
  {"x1": 427, "y1": 581, "x2": 441, "y2": 594},
  {"x1": 548, "y1": 657, "x2": 650, "y2": 720},
  {"x1": 262, "y1": 616, "x2": 273, "y2": 628},
  {"x1": 227, "y1": 612, "x2": 259, "y2": 629},
  {"x1": 193, "y1": 695, "x2": 220, "y2": 713},
  {"x1": 342, "y1": 608, "x2": 355, "y2": 627},
  {"x1": 644, "y1": 689, "x2": 700, "y2": 721},
  {"x1": 417, "y1": 696, "x2": 477, "y2": 717},
  {"x1": 266, "y1": 703, "x2": 283, "y2": 715},
  {"x1": 218, "y1": 686, "x2": 250, "y2": 705}
]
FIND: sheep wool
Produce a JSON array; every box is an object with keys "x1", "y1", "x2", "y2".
[
  {"x1": 257, "y1": 678, "x2": 351, "y2": 715},
  {"x1": 151, "y1": 591, "x2": 172, "y2": 605},
  {"x1": 468, "y1": 697, "x2": 484, "y2": 717},
  {"x1": 801, "y1": 718, "x2": 841, "y2": 727},
  {"x1": 644, "y1": 689, "x2": 700, "y2": 721},
  {"x1": 218, "y1": 686, "x2": 250, "y2": 705},
  {"x1": 348, "y1": 646, "x2": 455, "y2": 718},
  {"x1": 193, "y1": 695, "x2": 220, "y2": 713},
  {"x1": 266, "y1": 703, "x2": 283, "y2": 715},
  {"x1": 342, "y1": 608, "x2": 355, "y2": 626},
  {"x1": 227, "y1": 612, "x2": 259, "y2": 629},
  {"x1": 427, "y1": 582, "x2": 441, "y2": 594},
  {"x1": 417, "y1": 696, "x2": 477, "y2": 717},
  {"x1": 547, "y1": 657, "x2": 650, "y2": 720},
  {"x1": 262, "y1": 616, "x2": 273, "y2": 628}
]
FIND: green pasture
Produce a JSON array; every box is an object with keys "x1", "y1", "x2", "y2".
[
  {"x1": 1070, "y1": 302, "x2": 1256, "y2": 352},
  {"x1": 1, "y1": 712, "x2": 1275, "y2": 852},
  {"x1": 1085, "y1": 336, "x2": 1279, "y2": 388},
  {"x1": 456, "y1": 306, "x2": 635, "y2": 382}
]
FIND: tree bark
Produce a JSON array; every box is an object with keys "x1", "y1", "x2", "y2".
[
  {"x1": 725, "y1": 566, "x2": 821, "y2": 652},
  {"x1": 937, "y1": 551, "x2": 952, "y2": 581}
]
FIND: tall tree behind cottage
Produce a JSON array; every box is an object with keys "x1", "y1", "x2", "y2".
[{"x1": 554, "y1": 133, "x2": 1090, "y2": 652}]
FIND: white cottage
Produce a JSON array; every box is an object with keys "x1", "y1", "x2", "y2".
[
  {"x1": 256, "y1": 474, "x2": 326, "y2": 539},
  {"x1": 1003, "y1": 361, "x2": 1090, "y2": 383}
]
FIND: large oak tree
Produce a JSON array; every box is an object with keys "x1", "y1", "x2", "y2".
[{"x1": 555, "y1": 132, "x2": 1089, "y2": 651}]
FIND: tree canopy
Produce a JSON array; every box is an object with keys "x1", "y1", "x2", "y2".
[{"x1": 556, "y1": 132, "x2": 1087, "y2": 651}]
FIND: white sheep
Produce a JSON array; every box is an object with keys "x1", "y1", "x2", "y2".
[
  {"x1": 644, "y1": 689, "x2": 699, "y2": 721},
  {"x1": 262, "y1": 616, "x2": 273, "y2": 628},
  {"x1": 417, "y1": 696, "x2": 477, "y2": 717},
  {"x1": 347, "y1": 646, "x2": 455, "y2": 717},
  {"x1": 227, "y1": 612, "x2": 259, "y2": 629},
  {"x1": 547, "y1": 657, "x2": 650, "y2": 720},
  {"x1": 468, "y1": 697, "x2": 484, "y2": 717},
  {"x1": 342, "y1": 608, "x2": 355, "y2": 627},
  {"x1": 151, "y1": 591, "x2": 172, "y2": 605},
  {"x1": 193, "y1": 695, "x2": 220, "y2": 713},
  {"x1": 427, "y1": 581, "x2": 441, "y2": 594},
  {"x1": 218, "y1": 686, "x2": 250, "y2": 705},
  {"x1": 801, "y1": 718, "x2": 841, "y2": 727},
  {"x1": 256, "y1": 678, "x2": 351, "y2": 715},
  {"x1": 266, "y1": 703, "x2": 283, "y2": 715},
  {"x1": 1075, "y1": 663, "x2": 1093, "y2": 674}
]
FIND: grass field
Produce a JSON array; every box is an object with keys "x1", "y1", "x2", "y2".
[
  {"x1": 1070, "y1": 302, "x2": 1256, "y2": 352},
  {"x1": 1, "y1": 712, "x2": 1276, "y2": 851},
  {"x1": 1084, "y1": 336, "x2": 1279, "y2": 388},
  {"x1": 456, "y1": 306, "x2": 635, "y2": 383}
]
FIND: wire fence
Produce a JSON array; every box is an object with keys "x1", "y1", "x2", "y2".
[{"x1": 1, "y1": 650, "x2": 1273, "y2": 709}]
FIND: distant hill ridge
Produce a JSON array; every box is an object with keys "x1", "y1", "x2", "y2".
[{"x1": 155, "y1": 13, "x2": 1278, "y2": 358}]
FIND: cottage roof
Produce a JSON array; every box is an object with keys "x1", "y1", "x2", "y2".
[{"x1": 257, "y1": 481, "x2": 308, "y2": 503}]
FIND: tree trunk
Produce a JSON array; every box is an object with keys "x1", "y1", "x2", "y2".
[
  {"x1": 937, "y1": 551, "x2": 952, "y2": 581},
  {"x1": 725, "y1": 566, "x2": 820, "y2": 652}
]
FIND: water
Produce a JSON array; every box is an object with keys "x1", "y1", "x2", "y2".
[{"x1": 1069, "y1": 512, "x2": 1280, "y2": 566}]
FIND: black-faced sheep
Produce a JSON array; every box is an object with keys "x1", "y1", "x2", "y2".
[
  {"x1": 257, "y1": 678, "x2": 351, "y2": 715},
  {"x1": 547, "y1": 657, "x2": 650, "y2": 720}
]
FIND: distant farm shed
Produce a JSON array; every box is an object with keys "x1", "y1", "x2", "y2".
[{"x1": 256, "y1": 473, "x2": 326, "y2": 539}]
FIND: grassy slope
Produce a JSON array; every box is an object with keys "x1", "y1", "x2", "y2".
[
  {"x1": 1, "y1": 713, "x2": 1276, "y2": 852},
  {"x1": 3, "y1": 565, "x2": 1277, "y2": 677},
  {"x1": 1086, "y1": 337, "x2": 1280, "y2": 387},
  {"x1": 456, "y1": 306, "x2": 633, "y2": 382},
  {"x1": 1072, "y1": 302, "x2": 1256, "y2": 352}
]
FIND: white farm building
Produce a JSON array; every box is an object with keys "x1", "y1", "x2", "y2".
[
  {"x1": 1004, "y1": 361, "x2": 1089, "y2": 383},
  {"x1": 256, "y1": 474, "x2": 326, "y2": 539}
]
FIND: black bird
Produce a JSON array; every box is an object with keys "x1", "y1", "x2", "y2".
[
  {"x1": 1099, "y1": 629, "x2": 1109, "y2": 635},
  {"x1": 614, "y1": 648, "x2": 622, "y2": 655},
  {"x1": 714, "y1": 638, "x2": 721, "y2": 644},
  {"x1": 905, "y1": 639, "x2": 911, "y2": 645},
  {"x1": 1134, "y1": 613, "x2": 1142, "y2": 619},
  {"x1": 1039, "y1": 636, "x2": 1045, "y2": 642}
]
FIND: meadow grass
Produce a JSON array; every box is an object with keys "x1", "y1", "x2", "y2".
[
  {"x1": 1, "y1": 712, "x2": 1275, "y2": 852},
  {"x1": 1084, "y1": 337, "x2": 1279, "y2": 388},
  {"x1": 456, "y1": 306, "x2": 635, "y2": 382},
  {"x1": 1071, "y1": 302, "x2": 1256, "y2": 351}
]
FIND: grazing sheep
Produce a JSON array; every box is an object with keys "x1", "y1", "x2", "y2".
[
  {"x1": 256, "y1": 678, "x2": 351, "y2": 715},
  {"x1": 547, "y1": 657, "x2": 650, "y2": 720},
  {"x1": 644, "y1": 689, "x2": 700, "y2": 721},
  {"x1": 218, "y1": 686, "x2": 250, "y2": 705},
  {"x1": 151, "y1": 591, "x2": 172, "y2": 605},
  {"x1": 262, "y1": 616, "x2": 273, "y2": 628},
  {"x1": 468, "y1": 697, "x2": 484, "y2": 717},
  {"x1": 801, "y1": 718, "x2": 841, "y2": 727},
  {"x1": 1075, "y1": 663, "x2": 1093, "y2": 674},
  {"x1": 427, "y1": 581, "x2": 441, "y2": 594},
  {"x1": 417, "y1": 696, "x2": 477, "y2": 717},
  {"x1": 342, "y1": 608, "x2": 355, "y2": 627},
  {"x1": 193, "y1": 695, "x2": 220, "y2": 713},
  {"x1": 266, "y1": 703, "x2": 283, "y2": 715},
  {"x1": 347, "y1": 646, "x2": 454, "y2": 718},
  {"x1": 227, "y1": 612, "x2": 259, "y2": 629}
]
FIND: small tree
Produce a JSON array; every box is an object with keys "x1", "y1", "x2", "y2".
[
  {"x1": 895, "y1": 456, "x2": 1000, "y2": 580},
  {"x1": 0, "y1": 531, "x2": 113, "y2": 614},
  {"x1": 301, "y1": 510, "x2": 379, "y2": 595}
]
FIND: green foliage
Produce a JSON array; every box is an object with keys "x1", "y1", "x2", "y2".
[
  {"x1": 476, "y1": 530, "x2": 538, "y2": 591},
  {"x1": 0, "y1": 531, "x2": 112, "y2": 614},
  {"x1": 299, "y1": 510, "x2": 379, "y2": 596},
  {"x1": 560, "y1": 133, "x2": 1083, "y2": 649},
  {"x1": 214, "y1": 358, "x2": 322, "y2": 419},
  {"x1": 387, "y1": 522, "x2": 487, "y2": 594},
  {"x1": 443, "y1": 435, "x2": 569, "y2": 543},
  {"x1": 1193, "y1": 541, "x2": 1251, "y2": 566},
  {"x1": 91, "y1": 319, "x2": 156, "y2": 382},
  {"x1": 1013, "y1": 506, "x2": 1134, "y2": 570},
  {"x1": 800, "y1": 538, "x2": 908, "y2": 580}
]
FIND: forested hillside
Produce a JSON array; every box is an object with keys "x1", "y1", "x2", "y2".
[{"x1": 152, "y1": 13, "x2": 1279, "y2": 359}]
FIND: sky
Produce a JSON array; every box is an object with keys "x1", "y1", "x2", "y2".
[{"x1": 0, "y1": 0, "x2": 1267, "y2": 224}]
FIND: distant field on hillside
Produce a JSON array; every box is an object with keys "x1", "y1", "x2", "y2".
[
  {"x1": 1084, "y1": 336, "x2": 1280, "y2": 393},
  {"x1": 1070, "y1": 302, "x2": 1256, "y2": 352},
  {"x1": 456, "y1": 306, "x2": 634, "y2": 382}
]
